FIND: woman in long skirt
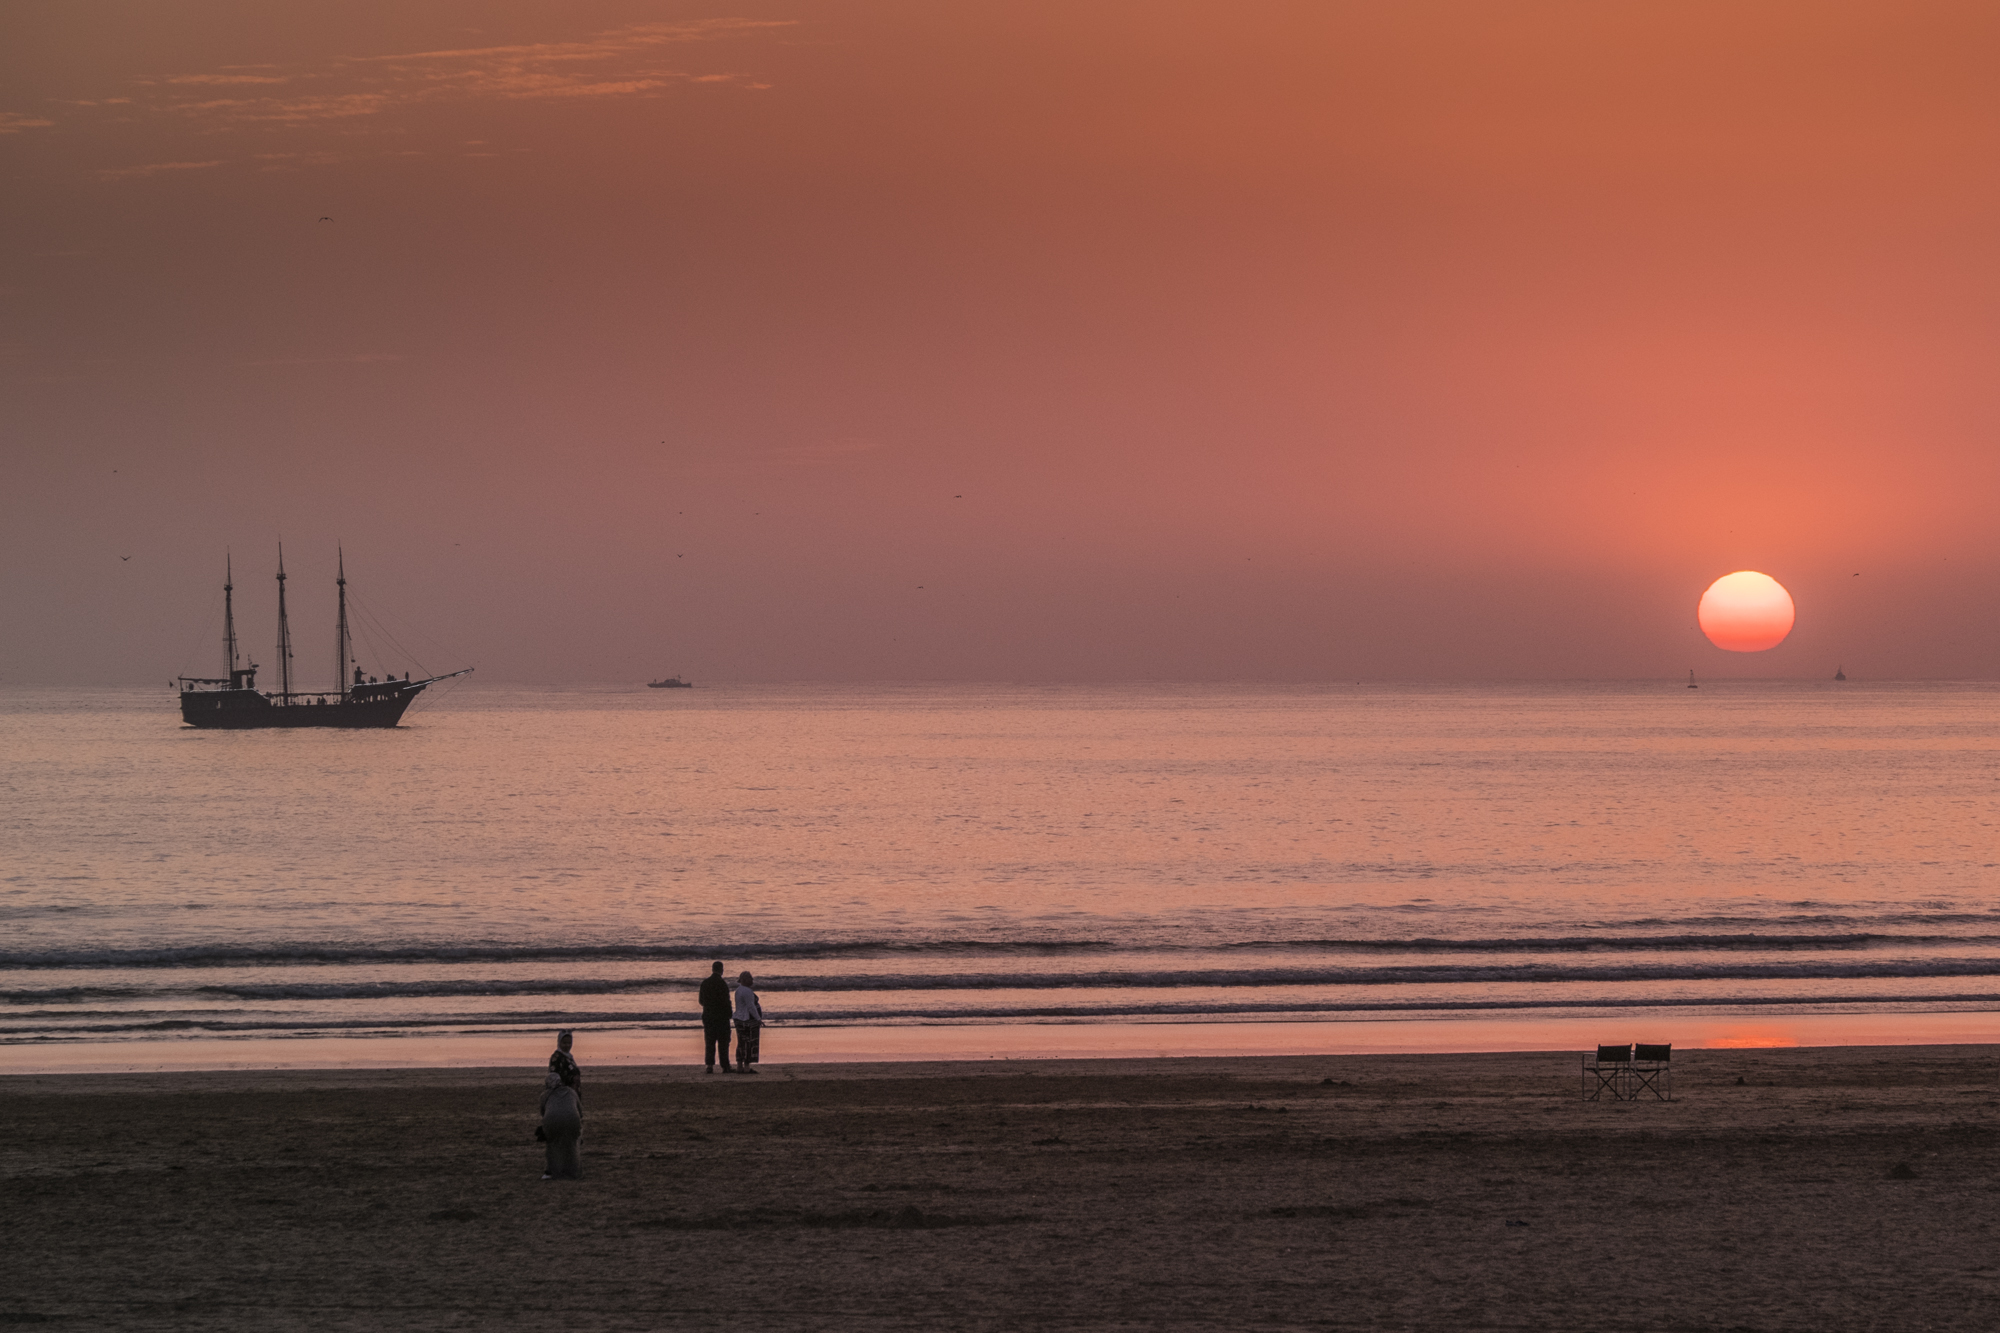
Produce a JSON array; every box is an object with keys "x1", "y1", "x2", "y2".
[
  {"x1": 540, "y1": 1072, "x2": 583, "y2": 1178},
  {"x1": 732, "y1": 971, "x2": 764, "y2": 1073}
]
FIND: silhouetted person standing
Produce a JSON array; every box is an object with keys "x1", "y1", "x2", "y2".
[{"x1": 698, "y1": 961, "x2": 734, "y2": 1073}]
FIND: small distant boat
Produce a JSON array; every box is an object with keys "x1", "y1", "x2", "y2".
[
  {"x1": 1688, "y1": 669, "x2": 1698, "y2": 689},
  {"x1": 1834, "y1": 666, "x2": 1847, "y2": 681},
  {"x1": 647, "y1": 676, "x2": 693, "y2": 689}
]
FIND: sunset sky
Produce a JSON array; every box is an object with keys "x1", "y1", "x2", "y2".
[{"x1": 5, "y1": 0, "x2": 1999, "y2": 683}]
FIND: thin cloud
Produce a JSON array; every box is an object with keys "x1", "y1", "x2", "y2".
[
  {"x1": 61, "y1": 18, "x2": 793, "y2": 181},
  {"x1": 531, "y1": 79, "x2": 673, "y2": 99},
  {"x1": 0, "y1": 112, "x2": 55, "y2": 134},
  {"x1": 364, "y1": 19, "x2": 789, "y2": 65},
  {"x1": 165, "y1": 74, "x2": 290, "y2": 86},
  {"x1": 132, "y1": 19, "x2": 791, "y2": 130},
  {"x1": 94, "y1": 159, "x2": 224, "y2": 180},
  {"x1": 179, "y1": 92, "x2": 396, "y2": 124}
]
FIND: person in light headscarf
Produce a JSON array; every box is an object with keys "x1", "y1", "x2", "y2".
[
  {"x1": 732, "y1": 971, "x2": 765, "y2": 1073},
  {"x1": 540, "y1": 1071, "x2": 583, "y2": 1179},
  {"x1": 548, "y1": 1029, "x2": 582, "y2": 1098}
]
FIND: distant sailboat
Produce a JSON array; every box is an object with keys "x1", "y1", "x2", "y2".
[
  {"x1": 1688, "y1": 669, "x2": 1698, "y2": 689},
  {"x1": 1834, "y1": 666, "x2": 1846, "y2": 681}
]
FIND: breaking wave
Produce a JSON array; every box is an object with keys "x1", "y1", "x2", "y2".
[{"x1": 5, "y1": 931, "x2": 1997, "y2": 971}]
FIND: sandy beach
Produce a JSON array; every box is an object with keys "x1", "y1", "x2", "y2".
[{"x1": 6, "y1": 1044, "x2": 1997, "y2": 1330}]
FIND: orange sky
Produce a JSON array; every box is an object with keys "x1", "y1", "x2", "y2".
[{"x1": 5, "y1": 1, "x2": 1999, "y2": 682}]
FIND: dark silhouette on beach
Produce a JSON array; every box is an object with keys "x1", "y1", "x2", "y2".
[
  {"x1": 539, "y1": 1072, "x2": 582, "y2": 1179},
  {"x1": 698, "y1": 962, "x2": 734, "y2": 1072}
]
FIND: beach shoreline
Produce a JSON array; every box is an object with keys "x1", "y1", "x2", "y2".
[
  {"x1": 9, "y1": 1044, "x2": 1996, "y2": 1329},
  {"x1": 7, "y1": 1007, "x2": 1999, "y2": 1076}
]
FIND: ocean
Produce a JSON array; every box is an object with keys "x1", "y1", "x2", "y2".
[{"x1": 4, "y1": 680, "x2": 1998, "y2": 1069}]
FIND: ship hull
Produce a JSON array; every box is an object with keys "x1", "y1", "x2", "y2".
[{"x1": 179, "y1": 687, "x2": 423, "y2": 729}]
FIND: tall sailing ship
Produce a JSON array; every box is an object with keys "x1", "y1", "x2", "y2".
[{"x1": 177, "y1": 550, "x2": 470, "y2": 729}]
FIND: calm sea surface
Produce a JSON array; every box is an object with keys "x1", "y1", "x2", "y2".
[{"x1": 4, "y1": 681, "x2": 1998, "y2": 1064}]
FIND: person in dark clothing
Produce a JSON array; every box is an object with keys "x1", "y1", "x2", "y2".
[
  {"x1": 698, "y1": 961, "x2": 734, "y2": 1073},
  {"x1": 548, "y1": 1029, "x2": 581, "y2": 1098},
  {"x1": 539, "y1": 1071, "x2": 583, "y2": 1179}
]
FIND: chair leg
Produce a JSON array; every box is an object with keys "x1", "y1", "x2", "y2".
[{"x1": 1627, "y1": 1066, "x2": 1673, "y2": 1101}]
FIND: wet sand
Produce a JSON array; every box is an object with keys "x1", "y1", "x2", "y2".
[
  {"x1": 14, "y1": 1008, "x2": 2000, "y2": 1074},
  {"x1": 6, "y1": 1045, "x2": 1997, "y2": 1330}
]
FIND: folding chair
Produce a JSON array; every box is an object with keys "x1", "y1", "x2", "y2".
[
  {"x1": 1629, "y1": 1043, "x2": 1672, "y2": 1101},
  {"x1": 1582, "y1": 1043, "x2": 1631, "y2": 1101}
]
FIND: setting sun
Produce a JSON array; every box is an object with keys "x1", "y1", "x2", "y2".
[{"x1": 1698, "y1": 571, "x2": 1795, "y2": 652}]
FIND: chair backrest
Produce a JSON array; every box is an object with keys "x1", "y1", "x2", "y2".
[
  {"x1": 1634, "y1": 1043, "x2": 1671, "y2": 1063},
  {"x1": 1595, "y1": 1044, "x2": 1632, "y2": 1062}
]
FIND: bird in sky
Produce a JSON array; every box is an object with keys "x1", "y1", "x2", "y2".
[
  {"x1": 318, "y1": 216, "x2": 332, "y2": 222},
  {"x1": 119, "y1": 555, "x2": 131, "y2": 561}
]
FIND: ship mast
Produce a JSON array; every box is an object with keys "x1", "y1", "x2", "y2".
[
  {"x1": 222, "y1": 552, "x2": 239, "y2": 679},
  {"x1": 335, "y1": 548, "x2": 351, "y2": 700},
  {"x1": 275, "y1": 545, "x2": 293, "y2": 700}
]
